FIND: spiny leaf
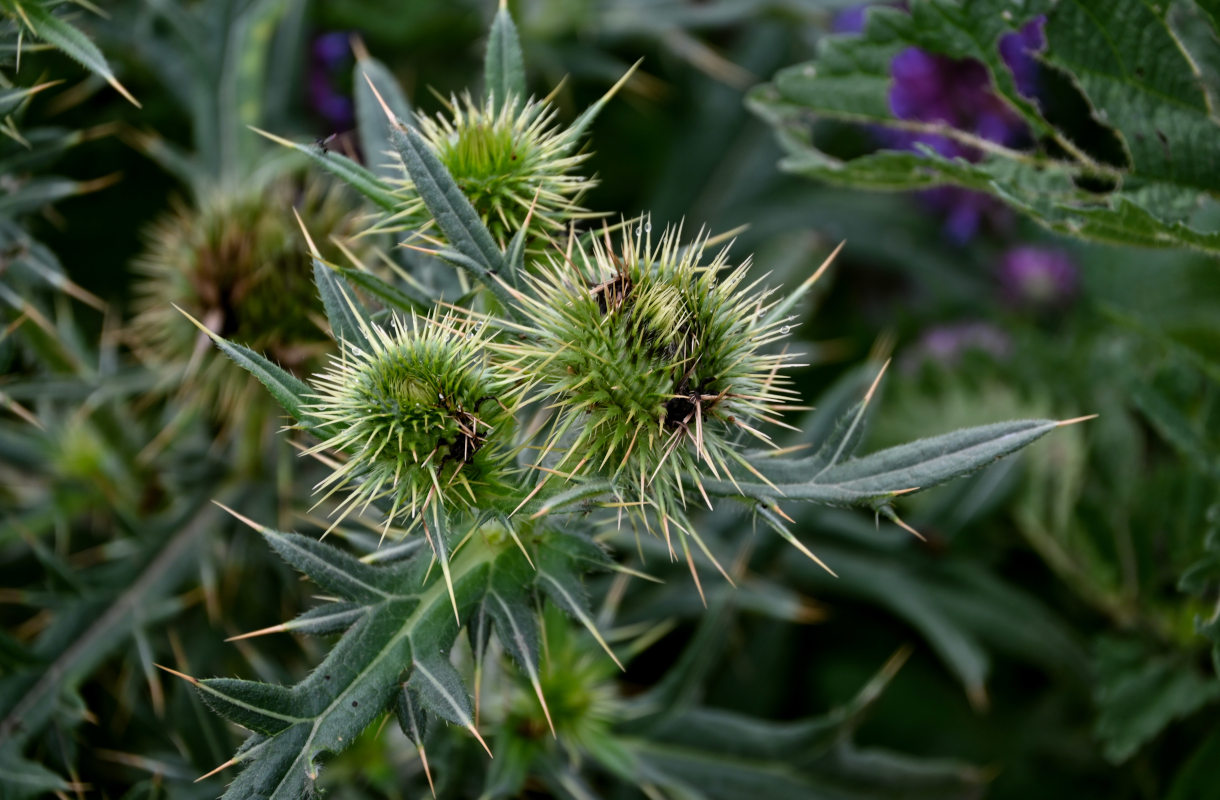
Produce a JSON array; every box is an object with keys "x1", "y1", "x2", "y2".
[
  {"x1": 484, "y1": 0, "x2": 526, "y2": 109},
  {"x1": 261, "y1": 530, "x2": 392, "y2": 605},
  {"x1": 251, "y1": 127, "x2": 399, "y2": 211},
  {"x1": 387, "y1": 124, "x2": 503, "y2": 275},
  {"x1": 12, "y1": 0, "x2": 139, "y2": 106},
  {"x1": 196, "y1": 679, "x2": 301, "y2": 736},
  {"x1": 409, "y1": 653, "x2": 475, "y2": 728},
  {"x1": 333, "y1": 263, "x2": 433, "y2": 314},
  {"x1": 394, "y1": 685, "x2": 429, "y2": 746},
  {"x1": 210, "y1": 528, "x2": 527, "y2": 797},
  {"x1": 175, "y1": 306, "x2": 320, "y2": 432},
  {"x1": 313, "y1": 260, "x2": 372, "y2": 350},
  {"x1": 721, "y1": 419, "x2": 1066, "y2": 506}
]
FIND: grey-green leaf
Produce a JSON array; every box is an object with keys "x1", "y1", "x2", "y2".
[
  {"x1": 484, "y1": 1, "x2": 526, "y2": 109},
  {"x1": 313, "y1": 260, "x2": 371, "y2": 349},
  {"x1": 355, "y1": 50, "x2": 413, "y2": 179}
]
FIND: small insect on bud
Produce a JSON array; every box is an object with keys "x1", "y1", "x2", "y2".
[
  {"x1": 501, "y1": 219, "x2": 798, "y2": 540},
  {"x1": 304, "y1": 313, "x2": 518, "y2": 534}
]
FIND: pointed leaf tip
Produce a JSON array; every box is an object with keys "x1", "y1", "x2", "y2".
[
  {"x1": 292, "y1": 207, "x2": 321, "y2": 258},
  {"x1": 211, "y1": 500, "x2": 268, "y2": 533},
  {"x1": 1057, "y1": 414, "x2": 1099, "y2": 426},
  {"x1": 363, "y1": 72, "x2": 400, "y2": 125},
  {"x1": 154, "y1": 664, "x2": 198, "y2": 685}
]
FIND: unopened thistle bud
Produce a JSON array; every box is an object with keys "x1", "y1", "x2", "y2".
[
  {"x1": 502, "y1": 221, "x2": 797, "y2": 539},
  {"x1": 377, "y1": 93, "x2": 595, "y2": 249},
  {"x1": 305, "y1": 313, "x2": 518, "y2": 533}
]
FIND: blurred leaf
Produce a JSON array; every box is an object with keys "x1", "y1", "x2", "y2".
[
  {"x1": 749, "y1": 0, "x2": 1220, "y2": 255},
  {"x1": 1093, "y1": 636, "x2": 1220, "y2": 763},
  {"x1": 6, "y1": 0, "x2": 138, "y2": 105},
  {"x1": 353, "y1": 47, "x2": 413, "y2": 180}
]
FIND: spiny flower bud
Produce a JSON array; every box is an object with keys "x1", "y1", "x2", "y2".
[
  {"x1": 305, "y1": 313, "x2": 517, "y2": 534},
  {"x1": 129, "y1": 178, "x2": 364, "y2": 420},
  {"x1": 377, "y1": 93, "x2": 595, "y2": 249},
  {"x1": 502, "y1": 220, "x2": 798, "y2": 541}
]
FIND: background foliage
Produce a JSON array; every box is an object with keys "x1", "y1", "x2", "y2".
[{"x1": 1, "y1": 1, "x2": 1218, "y2": 798}]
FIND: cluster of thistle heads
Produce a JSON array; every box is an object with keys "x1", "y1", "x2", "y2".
[
  {"x1": 301, "y1": 89, "x2": 809, "y2": 574},
  {"x1": 160, "y1": 22, "x2": 814, "y2": 585}
]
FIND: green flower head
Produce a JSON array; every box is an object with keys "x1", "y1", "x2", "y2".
[
  {"x1": 378, "y1": 93, "x2": 595, "y2": 250},
  {"x1": 305, "y1": 312, "x2": 518, "y2": 534},
  {"x1": 502, "y1": 219, "x2": 798, "y2": 539}
]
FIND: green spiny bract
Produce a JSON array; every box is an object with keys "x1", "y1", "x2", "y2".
[
  {"x1": 502, "y1": 221, "x2": 797, "y2": 544},
  {"x1": 305, "y1": 312, "x2": 518, "y2": 533},
  {"x1": 129, "y1": 177, "x2": 364, "y2": 420},
  {"x1": 378, "y1": 93, "x2": 595, "y2": 250}
]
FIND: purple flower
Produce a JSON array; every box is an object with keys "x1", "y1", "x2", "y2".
[
  {"x1": 832, "y1": 4, "x2": 872, "y2": 34},
  {"x1": 999, "y1": 17, "x2": 1046, "y2": 99},
  {"x1": 312, "y1": 32, "x2": 351, "y2": 70},
  {"x1": 308, "y1": 32, "x2": 355, "y2": 130},
  {"x1": 887, "y1": 47, "x2": 1029, "y2": 153},
  {"x1": 902, "y1": 322, "x2": 1012, "y2": 372},
  {"x1": 998, "y1": 245, "x2": 1078, "y2": 307}
]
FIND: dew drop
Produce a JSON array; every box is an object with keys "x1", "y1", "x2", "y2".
[
  {"x1": 780, "y1": 325, "x2": 791, "y2": 335},
  {"x1": 636, "y1": 226, "x2": 642, "y2": 236},
  {"x1": 645, "y1": 222, "x2": 652, "y2": 233}
]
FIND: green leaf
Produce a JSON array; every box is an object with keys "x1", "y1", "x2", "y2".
[
  {"x1": 196, "y1": 679, "x2": 300, "y2": 736},
  {"x1": 11, "y1": 0, "x2": 139, "y2": 106},
  {"x1": 216, "y1": 0, "x2": 290, "y2": 176},
  {"x1": 333, "y1": 264, "x2": 433, "y2": 314},
  {"x1": 354, "y1": 49, "x2": 413, "y2": 180},
  {"x1": 388, "y1": 124, "x2": 504, "y2": 276},
  {"x1": 409, "y1": 653, "x2": 474, "y2": 727},
  {"x1": 261, "y1": 530, "x2": 392, "y2": 605},
  {"x1": 313, "y1": 260, "x2": 371, "y2": 350},
  {"x1": 285, "y1": 603, "x2": 367, "y2": 637},
  {"x1": 1093, "y1": 636, "x2": 1220, "y2": 762},
  {"x1": 0, "y1": 749, "x2": 69, "y2": 800},
  {"x1": 719, "y1": 419, "x2": 1062, "y2": 506},
  {"x1": 625, "y1": 652, "x2": 984, "y2": 800},
  {"x1": 484, "y1": 1, "x2": 526, "y2": 108},
  {"x1": 749, "y1": 0, "x2": 1220, "y2": 256},
  {"x1": 394, "y1": 685, "x2": 428, "y2": 746},
  {"x1": 179, "y1": 307, "x2": 320, "y2": 432},
  {"x1": 251, "y1": 127, "x2": 399, "y2": 211},
  {"x1": 209, "y1": 527, "x2": 536, "y2": 798}
]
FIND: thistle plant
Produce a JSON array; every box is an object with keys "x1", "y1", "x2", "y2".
[{"x1": 166, "y1": 6, "x2": 1087, "y2": 797}]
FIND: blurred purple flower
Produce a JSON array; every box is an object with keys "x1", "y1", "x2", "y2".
[
  {"x1": 998, "y1": 245, "x2": 1078, "y2": 307},
  {"x1": 877, "y1": 15, "x2": 1046, "y2": 243},
  {"x1": 902, "y1": 322, "x2": 1012, "y2": 372},
  {"x1": 999, "y1": 16, "x2": 1046, "y2": 99},
  {"x1": 313, "y1": 32, "x2": 350, "y2": 70},
  {"x1": 832, "y1": 4, "x2": 871, "y2": 34},
  {"x1": 309, "y1": 32, "x2": 355, "y2": 130}
]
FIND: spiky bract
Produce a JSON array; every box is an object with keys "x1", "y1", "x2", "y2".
[
  {"x1": 129, "y1": 178, "x2": 363, "y2": 419},
  {"x1": 306, "y1": 313, "x2": 518, "y2": 533},
  {"x1": 503, "y1": 221, "x2": 797, "y2": 539},
  {"x1": 379, "y1": 93, "x2": 594, "y2": 249}
]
